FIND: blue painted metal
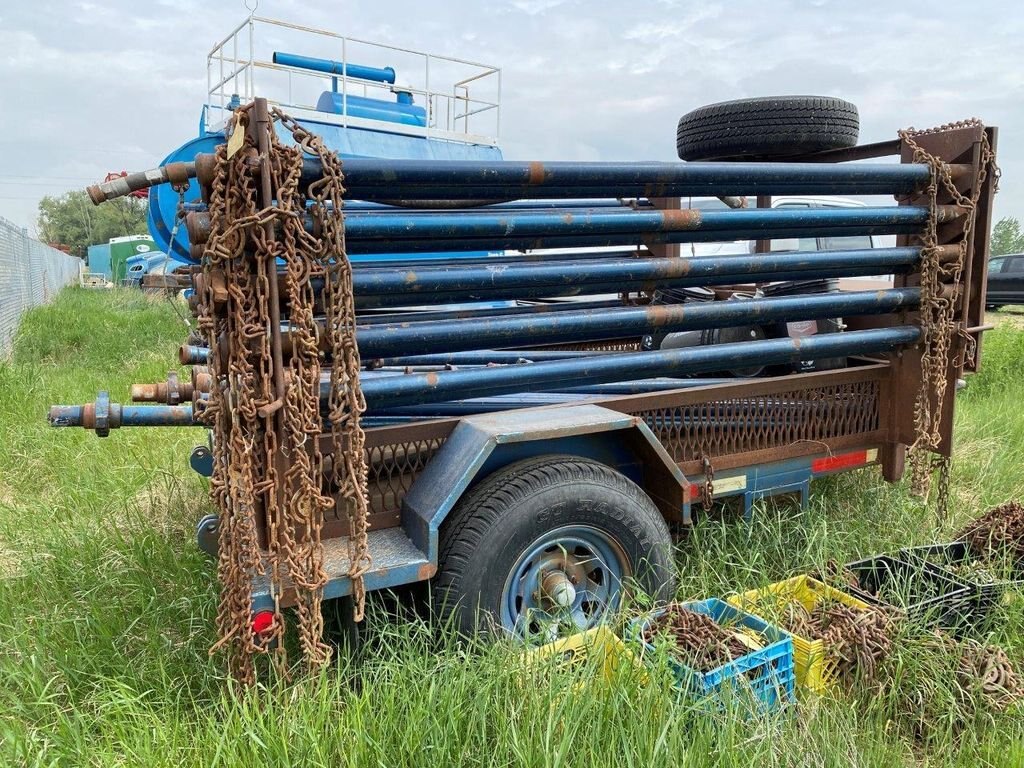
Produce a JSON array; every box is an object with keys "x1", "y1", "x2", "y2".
[
  {"x1": 360, "y1": 327, "x2": 921, "y2": 408},
  {"x1": 189, "y1": 445, "x2": 214, "y2": 477},
  {"x1": 271, "y1": 51, "x2": 397, "y2": 84},
  {"x1": 290, "y1": 157, "x2": 931, "y2": 200},
  {"x1": 315, "y1": 92, "x2": 427, "y2": 127},
  {"x1": 292, "y1": 206, "x2": 929, "y2": 255},
  {"x1": 352, "y1": 248, "x2": 920, "y2": 307},
  {"x1": 501, "y1": 527, "x2": 626, "y2": 639},
  {"x1": 196, "y1": 515, "x2": 219, "y2": 557},
  {"x1": 86, "y1": 243, "x2": 112, "y2": 279},
  {"x1": 179, "y1": 345, "x2": 208, "y2": 365},
  {"x1": 48, "y1": 401, "x2": 195, "y2": 432},
  {"x1": 355, "y1": 288, "x2": 920, "y2": 357},
  {"x1": 149, "y1": 134, "x2": 223, "y2": 261},
  {"x1": 151, "y1": 119, "x2": 503, "y2": 265},
  {"x1": 681, "y1": 450, "x2": 883, "y2": 521}
]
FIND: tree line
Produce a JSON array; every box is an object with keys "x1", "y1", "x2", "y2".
[{"x1": 36, "y1": 191, "x2": 149, "y2": 258}]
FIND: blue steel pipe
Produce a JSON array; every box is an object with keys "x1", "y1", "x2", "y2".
[
  {"x1": 266, "y1": 157, "x2": 933, "y2": 200},
  {"x1": 338, "y1": 206, "x2": 933, "y2": 254},
  {"x1": 360, "y1": 326, "x2": 922, "y2": 408},
  {"x1": 359, "y1": 298, "x2": 626, "y2": 325},
  {"x1": 375, "y1": 349, "x2": 612, "y2": 365},
  {"x1": 187, "y1": 205, "x2": 936, "y2": 254},
  {"x1": 176, "y1": 346, "x2": 612, "y2": 367},
  {"x1": 272, "y1": 51, "x2": 396, "y2": 84},
  {"x1": 48, "y1": 398, "x2": 195, "y2": 433},
  {"x1": 355, "y1": 288, "x2": 920, "y2": 357},
  {"x1": 352, "y1": 247, "x2": 920, "y2": 307}
]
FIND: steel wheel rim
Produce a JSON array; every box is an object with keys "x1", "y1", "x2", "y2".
[{"x1": 500, "y1": 524, "x2": 630, "y2": 643}]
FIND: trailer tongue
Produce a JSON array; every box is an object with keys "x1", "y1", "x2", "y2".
[{"x1": 53, "y1": 100, "x2": 997, "y2": 683}]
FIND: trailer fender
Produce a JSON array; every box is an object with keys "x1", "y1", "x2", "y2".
[{"x1": 400, "y1": 403, "x2": 688, "y2": 567}]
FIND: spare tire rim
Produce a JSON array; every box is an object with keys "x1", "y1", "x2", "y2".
[{"x1": 501, "y1": 525, "x2": 629, "y2": 643}]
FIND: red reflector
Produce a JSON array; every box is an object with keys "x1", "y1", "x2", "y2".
[
  {"x1": 812, "y1": 451, "x2": 868, "y2": 474},
  {"x1": 252, "y1": 610, "x2": 275, "y2": 634},
  {"x1": 688, "y1": 483, "x2": 701, "y2": 500}
]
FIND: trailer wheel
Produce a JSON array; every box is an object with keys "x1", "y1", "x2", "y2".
[
  {"x1": 435, "y1": 455, "x2": 676, "y2": 641},
  {"x1": 321, "y1": 595, "x2": 360, "y2": 658},
  {"x1": 676, "y1": 95, "x2": 859, "y2": 161}
]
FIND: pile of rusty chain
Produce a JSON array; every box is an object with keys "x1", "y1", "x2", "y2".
[
  {"x1": 642, "y1": 604, "x2": 753, "y2": 672},
  {"x1": 927, "y1": 630, "x2": 1024, "y2": 710},
  {"x1": 897, "y1": 120, "x2": 998, "y2": 517},
  {"x1": 958, "y1": 501, "x2": 1024, "y2": 563},
  {"x1": 197, "y1": 102, "x2": 369, "y2": 684},
  {"x1": 782, "y1": 600, "x2": 893, "y2": 683},
  {"x1": 957, "y1": 640, "x2": 1024, "y2": 709}
]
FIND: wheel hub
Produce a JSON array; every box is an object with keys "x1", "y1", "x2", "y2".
[
  {"x1": 501, "y1": 526, "x2": 629, "y2": 643},
  {"x1": 539, "y1": 569, "x2": 577, "y2": 609}
]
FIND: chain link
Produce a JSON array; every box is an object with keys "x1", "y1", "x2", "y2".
[
  {"x1": 701, "y1": 455, "x2": 715, "y2": 511},
  {"x1": 898, "y1": 119, "x2": 997, "y2": 514},
  {"x1": 198, "y1": 103, "x2": 369, "y2": 684}
]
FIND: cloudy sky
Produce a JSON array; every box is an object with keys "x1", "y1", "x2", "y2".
[{"x1": 1, "y1": 0, "x2": 1021, "y2": 235}]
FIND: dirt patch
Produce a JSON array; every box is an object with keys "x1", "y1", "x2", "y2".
[
  {"x1": 0, "y1": 547, "x2": 23, "y2": 579},
  {"x1": 987, "y1": 308, "x2": 1024, "y2": 329}
]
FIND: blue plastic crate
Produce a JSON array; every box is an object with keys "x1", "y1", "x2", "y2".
[{"x1": 631, "y1": 598, "x2": 795, "y2": 713}]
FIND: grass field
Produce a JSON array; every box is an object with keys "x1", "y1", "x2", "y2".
[{"x1": 2, "y1": 288, "x2": 1023, "y2": 767}]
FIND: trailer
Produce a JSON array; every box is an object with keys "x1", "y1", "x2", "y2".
[{"x1": 52, "y1": 50, "x2": 998, "y2": 679}]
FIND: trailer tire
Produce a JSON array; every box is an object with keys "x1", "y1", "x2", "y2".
[
  {"x1": 321, "y1": 595, "x2": 360, "y2": 658},
  {"x1": 676, "y1": 96, "x2": 859, "y2": 161},
  {"x1": 435, "y1": 455, "x2": 676, "y2": 640}
]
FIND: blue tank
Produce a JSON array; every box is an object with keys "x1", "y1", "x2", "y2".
[{"x1": 149, "y1": 88, "x2": 503, "y2": 265}]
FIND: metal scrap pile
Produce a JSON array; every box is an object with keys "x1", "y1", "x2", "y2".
[
  {"x1": 783, "y1": 600, "x2": 893, "y2": 682},
  {"x1": 642, "y1": 604, "x2": 753, "y2": 672},
  {"x1": 958, "y1": 501, "x2": 1024, "y2": 563}
]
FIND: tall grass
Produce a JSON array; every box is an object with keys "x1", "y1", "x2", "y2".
[{"x1": 1, "y1": 288, "x2": 1022, "y2": 767}]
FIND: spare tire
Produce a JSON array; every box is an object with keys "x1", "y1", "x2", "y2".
[{"x1": 676, "y1": 95, "x2": 859, "y2": 161}]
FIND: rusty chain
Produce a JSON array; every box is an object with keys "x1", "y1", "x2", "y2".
[
  {"x1": 898, "y1": 120, "x2": 997, "y2": 516},
  {"x1": 700, "y1": 455, "x2": 715, "y2": 511},
  {"x1": 198, "y1": 103, "x2": 369, "y2": 684},
  {"x1": 272, "y1": 108, "x2": 373, "y2": 621},
  {"x1": 782, "y1": 599, "x2": 894, "y2": 683},
  {"x1": 642, "y1": 603, "x2": 752, "y2": 673}
]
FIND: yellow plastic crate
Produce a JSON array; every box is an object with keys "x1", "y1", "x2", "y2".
[
  {"x1": 520, "y1": 626, "x2": 647, "y2": 685},
  {"x1": 727, "y1": 575, "x2": 872, "y2": 694}
]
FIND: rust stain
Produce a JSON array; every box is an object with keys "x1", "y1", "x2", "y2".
[
  {"x1": 417, "y1": 562, "x2": 437, "y2": 581},
  {"x1": 425, "y1": 372, "x2": 439, "y2": 386},
  {"x1": 404, "y1": 271, "x2": 417, "y2": 285},
  {"x1": 659, "y1": 209, "x2": 702, "y2": 230},
  {"x1": 562, "y1": 212, "x2": 574, "y2": 224},
  {"x1": 644, "y1": 304, "x2": 676, "y2": 328},
  {"x1": 528, "y1": 161, "x2": 545, "y2": 186}
]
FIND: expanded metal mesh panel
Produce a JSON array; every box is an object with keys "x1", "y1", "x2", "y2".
[
  {"x1": 630, "y1": 380, "x2": 881, "y2": 464},
  {"x1": 362, "y1": 437, "x2": 447, "y2": 517},
  {"x1": 541, "y1": 338, "x2": 643, "y2": 353},
  {"x1": 0, "y1": 217, "x2": 81, "y2": 355}
]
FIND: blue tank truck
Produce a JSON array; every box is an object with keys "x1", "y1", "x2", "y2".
[{"x1": 51, "y1": 17, "x2": 998, "y2": 645}]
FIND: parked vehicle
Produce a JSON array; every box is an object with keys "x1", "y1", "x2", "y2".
[{"x1": 986, "y1": 253, "x2": 1024, "y2": 308}]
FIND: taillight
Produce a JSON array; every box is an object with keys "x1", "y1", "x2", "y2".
[{"x1": 252, "y1": 610, "x2": 275, "y2": 634}]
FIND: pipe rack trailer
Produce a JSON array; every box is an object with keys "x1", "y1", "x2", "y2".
[{"x1": 54, "y1": 108, "x2": 997, "y2": 650}]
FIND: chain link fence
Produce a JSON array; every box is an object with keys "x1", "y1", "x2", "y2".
[{"x1": 0, "y1": 216, "x2": 82, "y2": 356}]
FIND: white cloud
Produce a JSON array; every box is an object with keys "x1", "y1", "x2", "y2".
[{"x1": 0, "y1": 0, "x2": 1021, "y2": 234}]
